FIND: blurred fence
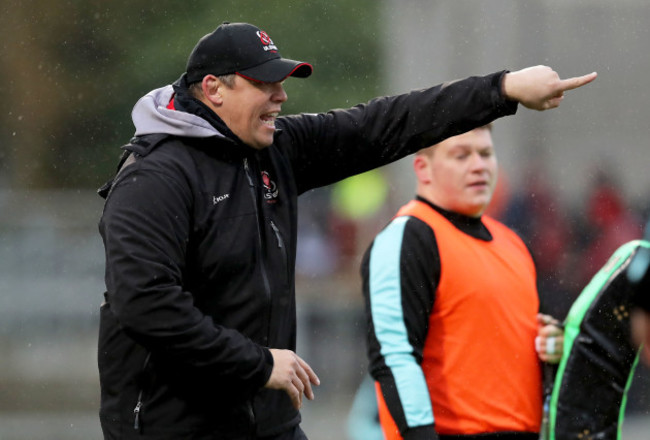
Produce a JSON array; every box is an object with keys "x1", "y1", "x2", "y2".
[{"x1": 0, "y1": 189, "x2": 648, "y2": 439}]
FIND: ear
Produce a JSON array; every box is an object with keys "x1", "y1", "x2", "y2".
[
  {"x1": 413, "y1": 154, "x2": 432, "y2": 185},
  {"x1": 201, "y1": 75, "x2": 223, "y2": 106}
]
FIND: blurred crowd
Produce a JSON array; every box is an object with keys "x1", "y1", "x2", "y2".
[{"x1": 499, "y1": 165, "x2": 643, "y2": 320}]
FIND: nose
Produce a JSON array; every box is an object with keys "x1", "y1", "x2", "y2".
[
  {"x1": 271, "y1": 83, "x2": 288, "y2": 103},
  {"x1": 469, "y1": 152, "x2": 489, "y2": 172}
]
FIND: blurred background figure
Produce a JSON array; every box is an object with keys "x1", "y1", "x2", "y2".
[
  {"x1": 346, "y1": 375, "x2": 384, "y2": 440},
  {"x1": 296, "y1": 189, "x2": 338, "y2": 280},
  {"x1": 328, "y1": 170, "x2": 392, "y2": 274},
  {"x1": 503, "y1": 162, "x2": 575, "y2": 319},
  {"x1": 576, "y1": 168, "x2": 643, "y2": 288}
]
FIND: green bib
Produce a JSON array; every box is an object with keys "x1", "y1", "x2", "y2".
[{"x1": 548, "y1": 240, "x2": 648, "y2": 440}]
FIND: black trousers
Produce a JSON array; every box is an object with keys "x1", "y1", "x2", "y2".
[{"x1": 259, "y1": 425, "x2": 308, "y2": 440}]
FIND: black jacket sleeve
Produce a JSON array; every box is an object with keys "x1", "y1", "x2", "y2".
[
  {"x1": 277, "y1": 71, "x2": 516, "y2": 193},
  {"x1": 362, "y1": 216, "x2": 441, "y2": 439},
  {"x1": 99, "y1": 164, "x2": 272, "y2": 397}
]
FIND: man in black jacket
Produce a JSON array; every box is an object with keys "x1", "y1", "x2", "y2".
[{"x1": 98, "y1": 21, "x2": 596, "y2": 440}]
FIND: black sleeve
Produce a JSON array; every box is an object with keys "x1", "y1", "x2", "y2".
[
  {"x1": 361, "y1": 216, "x2": 441, "y2": 438},
  {"x1": 99, "y1": 165, "x2": 272, "y2": 396},
  {"x1": 277, "y1": 71, "x2": 517, "y2": 193}
]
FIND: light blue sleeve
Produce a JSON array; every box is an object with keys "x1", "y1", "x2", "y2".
[{"x1": 369, "y1": 217, "x2": 434, "y2": 428}]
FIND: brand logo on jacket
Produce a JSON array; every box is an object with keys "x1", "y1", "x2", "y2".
[
  {"x1": 212, "y1": 193, "x2": 230, "y2": 205},
  {"x1": 261, "y1": 171, "x2": 279, "y2": 203}
]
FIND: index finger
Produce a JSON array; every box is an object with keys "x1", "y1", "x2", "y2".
[
  {"x1": 558, "y1": 71, "x2": 597, "y2": 92},
  {"x1": 298, "y1": 356, "x2": 321, "y2": 386}
]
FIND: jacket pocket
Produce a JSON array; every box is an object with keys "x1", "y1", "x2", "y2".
[
  {"x1": 132, "y1": 353, "x2": 151, "y2": 433},
  {"x1": 98, "y1": 296, "x2": 149, "y2": 433}
]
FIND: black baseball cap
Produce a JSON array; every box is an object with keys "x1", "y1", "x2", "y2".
[{"x1": 185, "y1": 22, "x2": 313, "y2": 84}]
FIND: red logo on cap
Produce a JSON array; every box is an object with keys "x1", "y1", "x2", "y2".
[
  {"x1": 256, "y1": 30, "x2": 278, "y2": 52},
  {"x1": 259, "y1": 31, "x2": 272, "y2": 46}
]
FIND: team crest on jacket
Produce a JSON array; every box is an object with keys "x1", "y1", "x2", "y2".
[{"x1": 261, "y1": 171, "x2": 279, "y2": 202}]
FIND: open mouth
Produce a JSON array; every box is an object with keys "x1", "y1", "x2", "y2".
[{"x1": 260, "y1": 112, "x2": 279, "y2": 128}]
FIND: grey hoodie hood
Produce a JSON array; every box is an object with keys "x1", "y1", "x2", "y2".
[{"x1": 132, "y1": 85, "x2": 226, "y2": 139}]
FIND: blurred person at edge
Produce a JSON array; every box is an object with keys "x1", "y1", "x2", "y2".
[
  {"x1": 628, "y1": 219, "x2": 650, "y2": 365},
  {"x1": 97, "y1": 21, "x2": 596, "y2": 440},
  {"x1": 361, "y1": 126, "x2": 564, "y2": 440}
]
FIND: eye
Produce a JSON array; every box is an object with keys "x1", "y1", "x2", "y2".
[{"x1": 480, "y1": 150, "x2": 493, "y2": 158}]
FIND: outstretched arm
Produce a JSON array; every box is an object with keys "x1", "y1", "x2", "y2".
[{"x1": 503, "y1": 66, "x2": 597, "y2": 111}]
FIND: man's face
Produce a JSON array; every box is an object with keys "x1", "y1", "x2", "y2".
[
  {"x1": 216, "y1": 75, "x2": 288, "y2": 149},
  {"x1": 417, "y1": 128, "x2": 497, "y2": 217}
]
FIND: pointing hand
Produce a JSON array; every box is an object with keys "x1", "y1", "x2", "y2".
[{"x1": 503, "y1": 65, "x2": 597, "y2": 111}]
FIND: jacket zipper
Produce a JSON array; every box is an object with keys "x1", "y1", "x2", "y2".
[
  {"x1": 133, "y1": 352, "x2": 152, "y2": 431},
  {"x1": 269, "y1": 220, "x2": 283, "y2": 249},
  {"x1": 269, "y1": 220, "x2": 290, "y2": 281},
  {"x1": 133, "y1": 397, "x2": 143, "y2": 431},
  {"x1": 243, "y1": 157, "x2": 273, "y2": 346},
  {"x1": 246, "y1": 399, "x2": 257, "y2": 438}
]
